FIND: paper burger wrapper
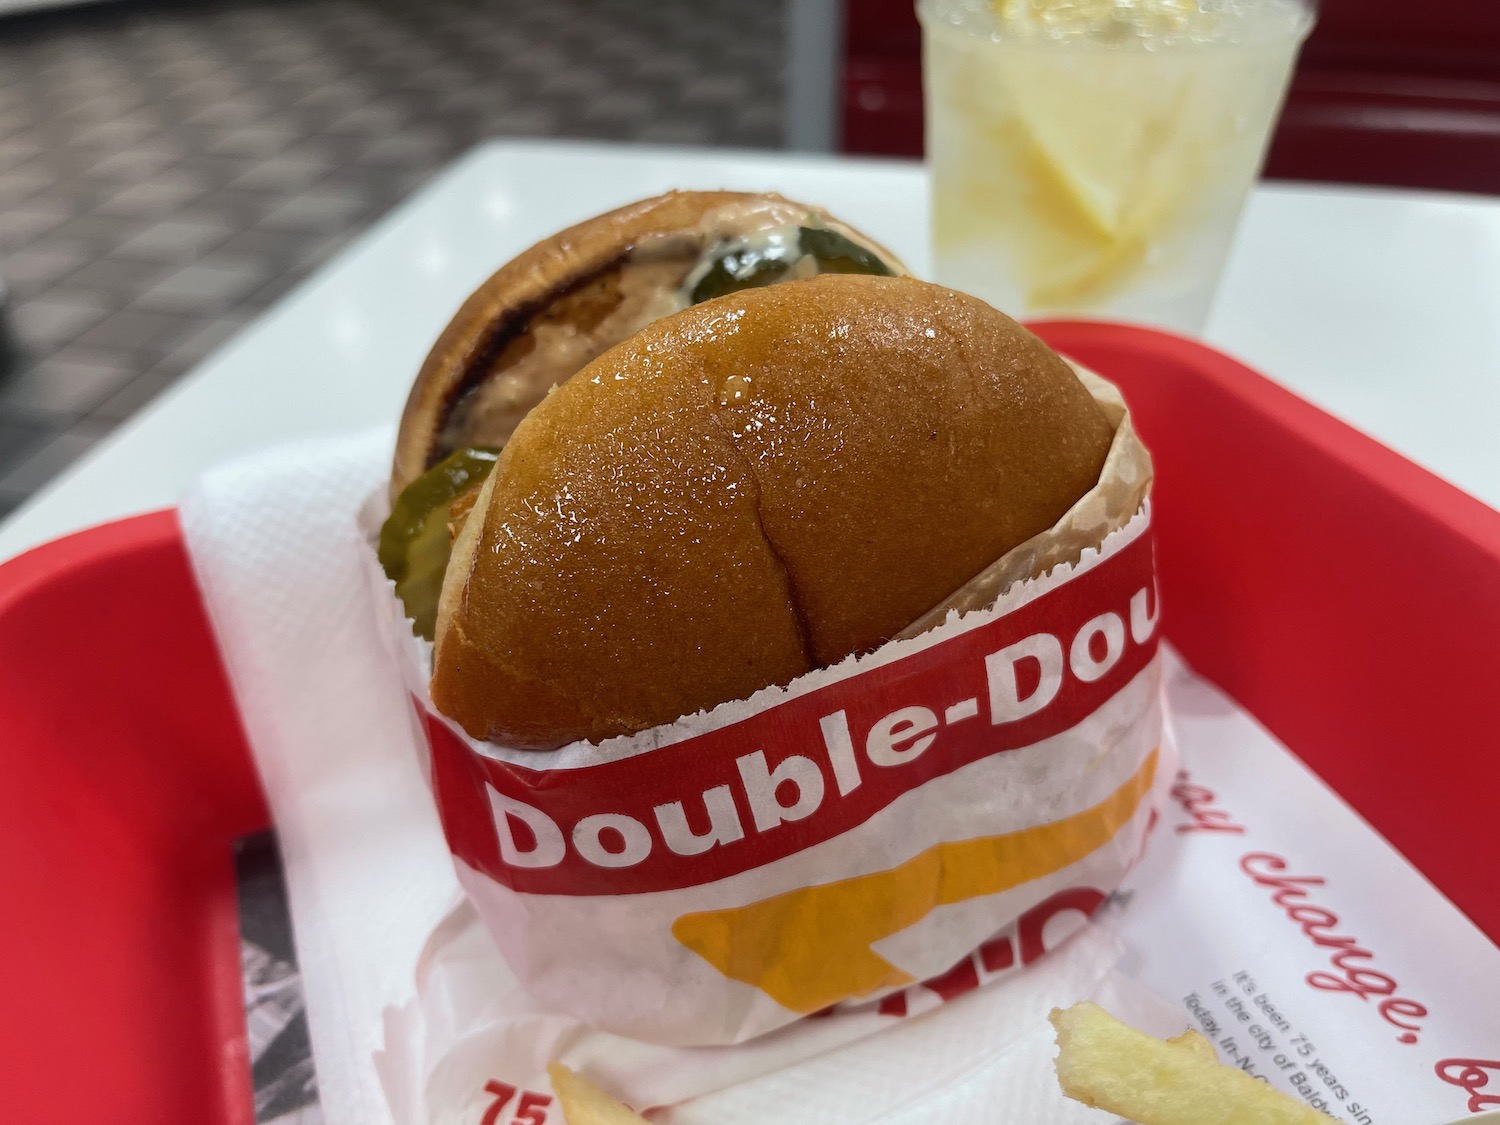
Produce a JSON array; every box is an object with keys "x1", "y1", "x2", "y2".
[{"x1": 361, "y1": 362, "x2": 1166, "y2": 1048}]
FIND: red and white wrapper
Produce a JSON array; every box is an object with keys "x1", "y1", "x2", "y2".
[{"x1": 365, "y1": 368, "x2": 1169, "y2": 1047}]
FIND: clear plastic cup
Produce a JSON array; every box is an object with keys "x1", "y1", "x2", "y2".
[{"x1": 920, "y1": 0, "x2": 1316, "y2": 334}]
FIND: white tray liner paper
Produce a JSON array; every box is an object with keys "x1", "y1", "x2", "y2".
[{"x1": 182, "y1": 447, "x2": 1500, "y2": 1121}]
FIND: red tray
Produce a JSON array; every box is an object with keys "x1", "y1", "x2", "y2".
[{"x1": 2, "y1": 323, "x2": 1497, "y2": 1125}]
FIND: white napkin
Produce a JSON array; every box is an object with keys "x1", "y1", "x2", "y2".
[
  {"x1": 182, "y1": 428, "x2": 459, "y2": 1125},
  {"x1": 180, "y1": 430, "x2": 1169, "y2": 1125}
]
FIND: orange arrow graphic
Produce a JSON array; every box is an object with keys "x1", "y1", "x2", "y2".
[{"x1": 672, "y1": 748, "x2": 1157, "y2": 1014}]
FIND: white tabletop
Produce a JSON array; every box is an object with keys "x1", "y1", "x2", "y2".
[{"x1": 2, "y1": 139, "x2": 1498, "y2": 563}]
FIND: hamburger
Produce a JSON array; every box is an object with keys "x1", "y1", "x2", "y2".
[{"x1": 380, "y1": 192, "x2": 1115, "y2": 750}]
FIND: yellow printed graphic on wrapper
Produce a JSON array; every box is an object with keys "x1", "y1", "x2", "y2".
[{"x1": 673, "y1": 748, "x2": 1158, "y2": 1014}]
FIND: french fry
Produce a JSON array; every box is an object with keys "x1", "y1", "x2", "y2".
[
  {"x1": 1050, "y1": 1001, "x2": 1327, "y2": 1125},
  {"x1": 548, "y1": 1062, "x2": 651, "y2": 1125}
]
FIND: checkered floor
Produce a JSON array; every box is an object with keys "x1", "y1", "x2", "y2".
[{"x1": 0, "y1": 0, "x2": 785, "y2": 521}]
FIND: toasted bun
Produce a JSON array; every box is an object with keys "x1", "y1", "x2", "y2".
[
  {"x1": 430, "y1": 274, "x2": 1114, "y2": 749},
  {"x1": 391, "y1": 190, "x2": 901, "y2": 498},
  {"x1": 432, "y1": 273, "x2": 1116, "y2": 750}
]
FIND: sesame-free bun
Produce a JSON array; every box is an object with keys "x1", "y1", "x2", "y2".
[
  {"x1": 429, "y1": 274, "x2": 1114, "y2": 750},
  {"x1": 391, "y1": 190, "x2": 902, "y2": 498}
]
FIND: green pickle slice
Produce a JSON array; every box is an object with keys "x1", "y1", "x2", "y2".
[
  {"x1": 689, "y1": 249, "x2": 791, "y2": 304},
  {"x1": 798, "y1": 225, "x2": 895, "y2": 277},
  {"x1": 378, "y1": 446, "x2": 499, "y2": 640},
  {"x1": 689, "y1": 225, "x2": 893, "y2": 304}
]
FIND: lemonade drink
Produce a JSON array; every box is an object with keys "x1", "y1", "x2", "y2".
[{"x1": 921, "y1": 0, "x2": 1315, "y2": 332}]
